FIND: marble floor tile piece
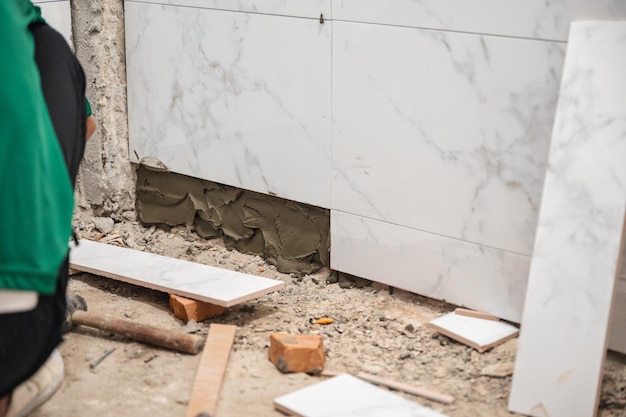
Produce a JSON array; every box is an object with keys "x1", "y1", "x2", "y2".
[
  {"x1": 509, "y1": 22, "x2": 626, "y2": 417},
  {"x1": 69, "y1": 239, "x2": 285, "y2": 307},
  {"x1": 428, "y1": 312, "x2": 519, "y2": 353},
  {"x1": 273, "y1": 374, "x2": 449, "y2": 417}
]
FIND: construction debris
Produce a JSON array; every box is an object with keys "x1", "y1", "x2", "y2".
[
  {"x1": 269, "y1": 333, "x2": 325, "y2": 374},
  {"x1": 428, "y1": 311, "x2": 519, "y2": 353},
  {"x1": 90, "y1": 347, "x2": 116, "y2": 369},
  {"x1": 480, "y1": 362, "x2": 515, "y2": 378},
  {"x1": 169, "y1": 294, "x2": 225, "y2": 323}
]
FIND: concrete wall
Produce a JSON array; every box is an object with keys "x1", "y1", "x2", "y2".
[{"x1": 72, "y1": 0, "x2": 135, "y2": 222}]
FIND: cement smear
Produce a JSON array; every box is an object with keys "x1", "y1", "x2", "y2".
[{"x1": 136, "y1": 164, "x2": 330, "y2": 274}]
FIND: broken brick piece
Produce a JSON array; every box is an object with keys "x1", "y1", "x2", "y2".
[
  {"x1": 169, "y1": 294, "x2": 225, "y2": 323},
  {"x1": 268, "y1": 333, "x2": 325, "y2": 374}
]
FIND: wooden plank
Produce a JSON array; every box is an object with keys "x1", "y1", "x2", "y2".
[
  {"x1": 69, "y1": 239, "x2": 284, "y2": 307},
  {"x1": 508, "y1": 22, "x2": 626, "y2": 417},
  {"x1": 454, "y1": 308, "x2": 499, "y2": 321},
  {"x1": 186, "y1": 324, "x2": 236, "y2": 417},
  {"x1": 428, "y1": 312, "x2": 518, "y2": 353},
  {"x1": 274, "y1": 373, "x2": 449, "y2": 417}
]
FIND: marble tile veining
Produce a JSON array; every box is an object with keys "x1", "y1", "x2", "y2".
[
  {"x1": 333, "y1": 0, "x2": 626, "y2": 42},
  {"x1": 332, "y1": 21, "x2": 565, "y2": 255},
  {"x1": 126, "y1": 0, "x2": 330, "y2": 19},
  {"x1": 509, "y1": 22, "x2": 626, "y2": 417},
  {"x1": 126, "y1": 2, "x2": 331, "y2": 208},
  {"x1": 274, "y1": 374, "x2": 449, "y2": 417},
  {"x1": 330, "y1": 211, "x2": 531, "y2": 323},
  {"x1": 70, "y1": 239, "x2": 285, "y2": 307}
]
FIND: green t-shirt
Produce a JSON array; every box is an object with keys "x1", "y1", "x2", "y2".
[{"x1": 0, "y1": 0, "x2": 74, "y2": 294}]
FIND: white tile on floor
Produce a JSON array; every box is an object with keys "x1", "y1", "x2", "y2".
[
  {"x1": 125, "y1": 0, "x2": 330, "y2": 19},
  {"x1": 332, "y1": 0, "x2": 626, "y2": 42},
  {"x1": 69, "y1": 239, "x2": 285, "y2": 307},
  {"x1": 332, "y1": 21, "x2": 565, "y2": 255},
  {"x1": 509, "y1": 22, "x2": 626, "y2": 417},
  {"x1": 429, "y1": 312, "x2": 519, "y2": 352},
  {"x1": 125, "y1": 2, "x2": 331, "y2": 208},
  {"x1": 274, "y1": 374, "x2": 449, "y2": 417},
  {"x1": 330, "y1": 211, "x2": 531, "y2": 323}
]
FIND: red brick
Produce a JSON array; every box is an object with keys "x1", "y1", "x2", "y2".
[
  {"x1": 169, "y1": 294, "x2": 225, "y2": 323},
  {"x1": 268, "y1": 333, "x2": 325, "y2": 374}
]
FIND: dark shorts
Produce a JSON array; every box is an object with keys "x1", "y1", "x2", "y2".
[{"x1": 0, "y1": 22, "x2": 86, "y2": 397}]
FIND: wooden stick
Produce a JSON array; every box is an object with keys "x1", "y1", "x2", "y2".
[
  {"x1": 186, "y1": 324, "x2": 237, "y2": 417},
  {"x1": 454, "y1": 308, "x2": 500, "y2": 321},
  {"x1": 71, "y1": 310, "x2": 204, "y2": 355},
  {"x1": 356, "y1": 372, "x2": 454, "y2": 405}
]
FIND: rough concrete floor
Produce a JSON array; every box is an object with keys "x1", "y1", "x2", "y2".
[{"x1": 29, "y1": 219, "x2": 626, "y2": 417}]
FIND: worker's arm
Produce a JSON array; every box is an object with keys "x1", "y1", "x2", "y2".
[{"x1": 86, "y1": 115, "x2": 96, "y2": 140}]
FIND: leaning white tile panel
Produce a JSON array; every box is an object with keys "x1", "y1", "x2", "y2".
[
  {"x1": 126, "y1": 2, "x2": 331, "y2": 208},
  {"x1": 509, "y1": 22, "x2": 626, "y2": 417},
  {"x1": 332, "y1": 22, "x2": 564, "y2": 255},
  {"x1": 70, "y1": 239, "x2": 285, "y2": 307},
  {"x1": 126, "y1": 0, "x2": 330, "y2": 19},
  {"x1": 37, "y1": 1, "x2": 72, "y2": 44},
  {"x1": 274, "y1": 374, "x2": 449, "y2": 417},
  {"x1": 330, "y1": 211, "x2": 530, "y2": 323},
  {"x1": 333, "y1": 0, "x2": 626, "y2": 42}
]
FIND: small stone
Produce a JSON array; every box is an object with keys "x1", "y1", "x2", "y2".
[
  {"x1": 180, "y1": 320, "x2": 202, "y2": 334},
  {"x1": 326, "y1": 271, "x2": 339, "y2": 284},
  {"x1": 92, "y1": 217, "x2": 114, "y2": 234},
  {"x1": 480, "y1": 362, "x2": 515, "y2": 378},
  {"x1": 361, "y1": 364, "x2": 383, "y2": 375},
  {"x1": 338, "y1": 274, "x2": 353, "y2": 289},
  {"x1": 433, "y1": 367, "x2": 448, "y2": 378}
]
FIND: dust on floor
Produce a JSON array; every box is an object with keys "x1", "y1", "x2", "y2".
[{"x1": 31, "y1": 219, "x2": 626, "y2": 417}]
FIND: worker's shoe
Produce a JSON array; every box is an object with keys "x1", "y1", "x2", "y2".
[{"x1": 4, "y1": 349, "x2": 64, "y2": 417}]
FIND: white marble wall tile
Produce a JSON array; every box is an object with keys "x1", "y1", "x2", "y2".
[
  {"x1": 330, "y1": 211, "x2": 531, "y2": 323},
  {"x1": 126, "y1": 0, "x2": 330, "y2": 19},
  {"x1": 333, "y1": 0, "x2": 626, "y2": 42},
  {"x1": 126, "y1": 2, "x2": 332, "y2": 208},
  {"x1": 36, "y1": 0, "x2": 72, "y2": 44},
  {"x1": 332, "y1": 21, "x2": 565, "y2": 255},
  {"x1": 509, "y1": 22, "x2": 626, "y2": 417}
]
